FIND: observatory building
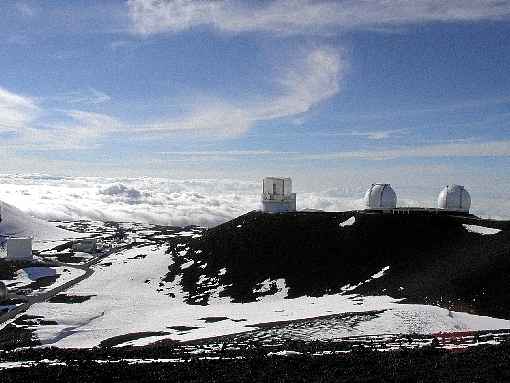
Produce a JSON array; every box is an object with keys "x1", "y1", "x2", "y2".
[
  {"x1": 261, "y1": 177, "x2": 296, "y2": 213},
  {"x1": 72, "y1": 238, "x2": 97, "y2": 254},
  {"x1": 6, "y1": 237, "x2": 33, "y2": 261},
  {"x1": 437, "y1": 185, "x2": 471, "y2": 213},
  {"x1": 364, "y1": 183, "x2": 397, "y2": 210}
]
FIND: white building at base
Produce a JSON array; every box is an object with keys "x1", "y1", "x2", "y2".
[
  {"x1": 437, "y1": 185, "x2": 471, "y2": 213},
  {"x1": 261, "y1": 177, "x2": 296, "y2": 213},
  {"x1": 6, "y1": 237, "x2": 33, "y2": 261},
  {"x1": 72, "y1": 238, "x2": 97, "y2": 253},
  {"x1": 364, "y1": 183, "x2": 397, "y2": 210}
]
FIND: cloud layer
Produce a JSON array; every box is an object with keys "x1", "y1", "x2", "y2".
[
  {"x1": 0, "y1": 174, "x2": 509, "y2": 228},
  {"x1": 128, "y1": 0, "x2": 510, "y2": 36}
]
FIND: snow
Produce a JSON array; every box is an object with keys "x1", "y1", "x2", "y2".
[
  {"x1": 1, "y1": 266, "x2": 85, "y2": 294},
  {"x1": 253, "y1": 278, "x2": 288, "y2": 299},
  {"x1": 370, "y1": 266, "x2": 390, "y2": 279},
  {"x1": 3, "y1": 237, "x2": 510, "y2": 349},
  {"x1": 180, "y1": 260, "x2": 194, "y2": 270},
  {"x1": 267, "y1": 350, "x2": 303, "y2": 357},
  {"x1": 341, "y1": 265, "x2": 390, "y2": 292},
  {"x1": 0, "y1": 201, "x2": 86, "y2": 251},
  {"x1": 355, "y1": 305, "x2": 510, "y2": 336},
  {"x1": 339, "y1": 216, "x2": 355, "y2": 227},
  {"x1": 463, "y1": 224, "x2": 502, "y2": 235}
]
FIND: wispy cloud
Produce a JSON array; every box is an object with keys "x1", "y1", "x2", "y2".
[
  {"x1": 1, "y1": 44, "x2": 344, "y2": 143},
  {"x1": 128, "y1": 0, "x2": 510, "y2": 36},
  {"x1": 132, "y1": 101, "x2": 252, "y2": 137},
  {"x1": 322, "y1": 129, "x2": 409, "y2": 140},
  {"x1": 349, "y1": 130, "x2": 407, "y2": 140},
  {"x1": 44, "y1": 88, "x2": 111, "y2": 105},
  {"x1": 15, "y1": 2, "x2": 37, "y2": 18},
  {"x1": 21, "y1": 110, "x2": 121, "y2": 150},
  {"x1": 159, "y1": 150, "x2": 278, "y2": 156},
  {"x1": 0, "y1": 88, "x2": 121, "y2": 150},
  {"x1": 131, "y1": 47, "x2": 345, "y2": 137},
  {"x1": 0, "y1": 86, "x2": 39, "y2": 132},
  {"x1": 300, "y1": 140, "x2": 510, "y2": 160}
]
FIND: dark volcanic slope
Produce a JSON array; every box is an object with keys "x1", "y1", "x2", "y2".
[{"x1": 165, "y1": 211, "x2": 510, "y2": 318}]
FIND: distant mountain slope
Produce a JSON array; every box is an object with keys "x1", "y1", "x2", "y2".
[
  {"x1": 0, "y1": 201, "x2": 82, "y2": 245},
  {"x1": 165, "y1": 211, "x2": 510, "y2": 318}
]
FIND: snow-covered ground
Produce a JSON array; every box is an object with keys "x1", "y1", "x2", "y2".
[
  {"x1": 463, "y1": 224, "x2": 502, "y2": 235},
  {"x1": 1, "y1": 199, "x2": 509, "y2": 349},
  {"x1": 0, "y1": 200, "x2": 86, "y2": 251},
  {"x1": 12, "y1": 242, "x2": 510, "y2": 349},
  {"x1": 1, "y1": 266, "x2": 85, "y2": 294}
]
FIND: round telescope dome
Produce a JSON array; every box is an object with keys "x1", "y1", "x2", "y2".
[
  {"x1": 437, "y1": 184, "x2": 471, "y2": 212},
  {"x1": 364, "y1": 183, "x2": 397, "y2": 209}
]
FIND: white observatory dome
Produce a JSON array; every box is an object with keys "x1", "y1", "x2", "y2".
[
  {"x1": 364, "y1": 183, "x2": 397, "y2": 209},
  {"x1": 437, "y1": 185, "x2": 471, "y2": 212}
]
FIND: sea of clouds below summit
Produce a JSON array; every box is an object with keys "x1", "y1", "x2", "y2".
[{"x1": 0, "y1": 174, "x2": 508, "y2": 227}]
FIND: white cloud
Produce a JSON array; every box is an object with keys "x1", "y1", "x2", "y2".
[
  {"x1": 45, "y1": 88, "x2": 111, "y2": 105},
  {"x1": 350, "y1": 130, "x2": 407, "y2": 140},
  {"x1": 0, "y1": 86, "x2": 121, "y2": 150},
  {"x1": 131, "y1": 47, "x2": 345, "y2": 137},
  {"x1": 0, "y1": 46, "x2": 344, "y2": 142},
  {"x1": 301, "y1": 140, "x2": 510, "y2": 160},
  {"x1": 128, "y1": 0, "x2": 510, "y2": 36},
  {"x1": 132, "y1": 101, "x2": 252, "y2": 137},
  {"x1": 15, "y1": 2, "x2": 37, "y2": 18},
  {"x1": 0, "y1": 86, "x2": 39, "y2": 132},
  {"x1": 159, "y1": 150, "x2": 284, "y2": 158},
  {"x1": 253, "y1": 47, "x2": 344, "y2": 120},
  {"x1": 27, "y1": 111, "x2": 120, "y2": 150},
  {"x1": 323, "y1": 129, "x2": 408, "y2": 140}
]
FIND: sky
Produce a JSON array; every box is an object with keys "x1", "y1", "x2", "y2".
[{"x1": 1, "y1": 1, "x2": 510, "y2": 207}]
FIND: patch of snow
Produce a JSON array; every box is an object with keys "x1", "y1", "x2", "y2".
[
  {"x1": 267, "y1": 350, "x2": 302, "y2": 357},
  {"x1": 177, "y1": 231, "x2": 195, "y2": 237},
  {"x1": 1, "y1": 266, "x2": 85, "y2": 294},
  {"x1": 218, "y1": 268, "x2": 227, "y2": 276},
  {"x1": 181, "y1": 260, "x2": 194, "y2": 270},
  {"x1": 371, "y1": 266, "x2": 390, "y2": 279},
  {"x1": 463, "y1": 224, "x2": 502, "y2": 235},
  {"x1": 339, "y1": 216, "x2": 355, "y2": 227},
  {"x1": 13, "y1": 245, "x2": 510, "y2": 349},
  {"x1": 254, "y1": 278, "x2": 288, "y2": 300}
]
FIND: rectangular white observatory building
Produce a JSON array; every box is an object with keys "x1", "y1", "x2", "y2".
[{"x1": 261, "y1": 177, "x2": 296, "y2": 213}]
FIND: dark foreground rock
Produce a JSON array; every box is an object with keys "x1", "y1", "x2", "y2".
[
  {"x1": 165, "y1": 211, "x2": 510, "y2": 318},
  {"x1": 2, "y1": 342, "x2": 510, "y2": 382}
]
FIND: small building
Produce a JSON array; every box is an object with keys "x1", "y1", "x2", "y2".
[
  {"x1": 0, "y1": 281, "x2": 7, "y2": 302},
  {"x1": 72, "y1": 238, "x2": 97, "y2": 254},
  {"x1": 6, "y1": 237, "x2": 33, "y2": 261},
  {"x1": 437, "y1": 185, "x2": 471, "y2": 213},
  {"x1": 261, "y1": 177, "x2": 296, "y2": 213},
  {"x1": 364, "y1": 183, "x2": 397, "y2": 209}
]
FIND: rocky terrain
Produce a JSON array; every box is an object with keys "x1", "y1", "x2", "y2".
[{"x1": 166, "y1": 210, "x2": 510, "y2": 318}]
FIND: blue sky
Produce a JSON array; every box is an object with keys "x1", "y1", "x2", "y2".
[{"x1": 1, "y1": 0, "x2": 510, "y2": 192}]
